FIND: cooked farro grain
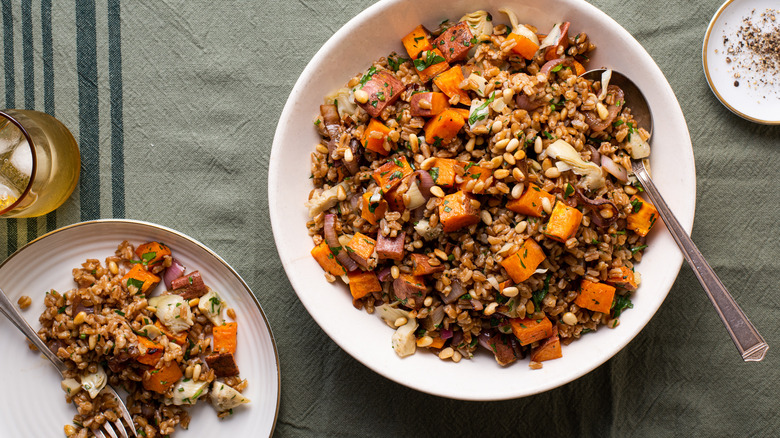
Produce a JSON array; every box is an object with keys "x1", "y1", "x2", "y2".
[
  {"x1": 306, "y1": 10, "x2": 657, "y2": 368},
  {"x1": 41, "y1": 241, "x2": 249, "y2": 437}
]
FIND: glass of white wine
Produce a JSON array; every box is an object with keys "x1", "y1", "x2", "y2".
[{"x1": 0, "y1": 110, "x2": 80, "y2": 218}]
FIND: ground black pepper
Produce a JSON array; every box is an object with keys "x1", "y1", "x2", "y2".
[{"x1": 722, "y1": 8, "x2": 780, "y2": 92}]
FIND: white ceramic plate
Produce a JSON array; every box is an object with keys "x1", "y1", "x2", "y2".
[
  {"x1": 0, "y1": 220, "x2": 280, "y2": 436},
  {"x1": 269, "y1": 0, "x2": 696, "y2": 400},
  {"x1": 703, "y1": 0, "x2": 780, "y2": 124}
]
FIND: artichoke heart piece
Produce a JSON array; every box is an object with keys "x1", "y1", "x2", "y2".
[
  {"x1": 81, "y1": 366, "x2": 107, "y2": 399},
  {"x1": 151, "y1": 294, "x2": 194, "y2": 333},
  {"x1": 375, "y1": 303, "x2": 418, "y2": 357},
  {"x1": 198, "y1": 288, "x2": 225, "y2": 326},
  {"x1": 61, "y1": 378, "x2": 82, "y2": 396},
  {"x1": 210, "y1": 380, "x2": 251, "y2": 412},
  {"x1": 459, "y1": 10, "x2": 493, "y2": 37},
  {"x1": 170, "y1": 377, "x2": 210, "y2": 406}
]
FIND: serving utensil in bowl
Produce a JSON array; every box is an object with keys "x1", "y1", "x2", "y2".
[
  {"x1": 582, "y1": 69, "x2": 768, "y2": 362},
  {"x1": 0, "y1": 287, "x2": 138, "y2": 438}
]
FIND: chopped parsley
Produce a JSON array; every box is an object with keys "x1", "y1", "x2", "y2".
[
  {"x1": 387, "y1": 53, "x2": 408, "y2": 72},
  {"x1": 564, "y1": 183, "x2": 575, "y2": 198},
  {"x1": 630, "y1": 198, "x2": 643, "y2": 213},
  {"x1": 532, "y1": 274, "x2": 550, "y2": 311},
  {"x1": 359, "y1": 66, "x2": 377, "y2": 86},
  {"x1": 612, "y1": 294, "x2": 634, "y2": 317},
  {"x1": 413, "y1": 50, "x2": 446, "y2": 71},
  {"x1": 468, "y1": 93, "x2": 495, "y2": 124}
]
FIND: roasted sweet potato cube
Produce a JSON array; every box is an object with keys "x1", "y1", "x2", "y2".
[
  {"x1": 135, "y1": 336, "x2": 164, "y2": 366},
  {"x1": 506, "y1": 183, "x2": 556, "y2": 217},
  {"x1": 531, "y1": 333, "x2": 563, "y2": 362},
  {"x1": 438, "y1": 190, "x2": 480, "y2": 232},
  {"x1": 135, "y1": 241, "x2": 171, "y2": 268},
  {"x1": 376, "y1": 232, "x2": 405, "y2": 261},
  {"x1": 362, "y1": 118, "x2": 393, "y2": 156},
  {"x1": 432, "y1": 21, "x2": 474, "y2": 63},
  {"x1": 410, "y1": 92, "x2": 449, "y2": 117},
  {"x1": 544, "y1": 201, "x2": 583, "y2": 242},
  {"x1": 393, "y1": 274, "x2": 428, "y2": 309},
  {"x1": 345, "y1": 232, "x2": 376, "y2": 269},
  {"x1": 411, "y1": 253, "x2": 446, "y2": 276},
  {"x1": 428, "y1": 158, "x2": 458, "y2": 187},
  {"x1": 347, "y1": 270, "x2": 382, "y2": 300},
  {"x1": 358, "y1": 70, "x2": 406, "y2": 118},
  {"x1": 433, "y1": 65, "x2": 471, "y2": 105},
  {"x1": 510, "y1": 316, "x2": 554, "y2": 346},
  {"x1": 402, "y1": 24, "x2": 433, "y2": 60},
  {"x1": 122, "y1": 264, "x2": 160, "y2": 296},
  {"x1": 311, "y1": 241, "x2": 347, "y2": 277},
  {"x1": 206, "y1": 352, "x2": 240, "y2": 377},
  {"x1": 458, "y1": 162, "x2": 492, "y2": 194},
  {"x1": 627, "y1": 195, "x2": 658, "y2": 237},
  {"x1": 416, "y1": 49, "x2": 449, "y2": 83},
  {"x1": 361, "y1": 191, "x2": 388, "y2": 225},
  {"x1": 575, "y1": 280, "x2": 616, "y2": 314},
  {"x1": 372, "y1": 156, "x2": 414, "y2": 192},
  {"x1": 424, "y1": 108, "x2": 466, "y2": 143},
  {"x1": 607, "y1": 266, "x2": 638, "y2": 291},
  {"x1": 500, "y1": 238, "x2": 546, "y2": 283},
  {"x1": 171, "y1": 271, "x2": 207, "y2": 299}
]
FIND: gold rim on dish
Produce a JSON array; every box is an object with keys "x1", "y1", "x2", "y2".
[
  {"x1": 0, "y1": 218, "x2": 281, "y2": 437},
  {"x1": 702, "y1": 0, "x2": 780, "y2": 125}
]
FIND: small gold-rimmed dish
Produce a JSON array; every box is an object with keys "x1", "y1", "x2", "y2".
[{"x1": 703, "y1": 0, "x2": 780, "y2": 124}]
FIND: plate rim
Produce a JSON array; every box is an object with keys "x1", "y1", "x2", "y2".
[
  {"x1": 702, "y1": 0, "x2": 780, "y2": 125},
  {"x1": 0, "y1": 218, "x2": 281, "y2": 436},
  {"x1": 269, "y1": 0, "x2": 696, "y2": 400}
]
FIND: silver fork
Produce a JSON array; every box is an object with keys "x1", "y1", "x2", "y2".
[{"x1": 0, "y1": 288, "x2": 138, "y2": 438}]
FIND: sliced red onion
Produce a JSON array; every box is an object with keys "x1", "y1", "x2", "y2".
[
  {"x1": 515, "y1": 93, "x2": 544, "y2": 111},
  {"x1": 343, "y1": 138, "x2": 362, "y2": 175},
  {"x1": 510, "y1": 337, "x2": 526, "y2": 360},
  {"x1": 413, "y1": 170, "x2": 434, "y2": 199},
  {"x1": 601, "y1": 155, "x2": 628, "y2": 183},
  {"x1": 584, "y1": 86, "x2": 625, "y2": 132},
  {"x1": 163, "y1": 258, "x2": 186, "y2": 290},
  {"x1": 429, "y1": 305, "x2": 445, "y2": 328},
  {"x1": 451, "y1": 330, "x2": 463, "y2": 347},
  {"x1": 478, "y1": 330, "x2": 495, "y2": 351},
  {"x1": 441, "y1": 280, "x2": 468, "y2": 304},
  {"x1": 575, "y1": 187, "x2": 619, "y2": 228},
  {"x1": 323, "y1": 214, "x2": 358, "y2": 272},
  {"x1": 440, "y1": 328, "x2": 453, "y2": 340},
  {"x1": 540, "y1": 57, "x2": 572, "y2": 76},
  {"x1": 470, "y1": 299, "x2": 484, "y2": 311},
  {"x1": 320, "y1": 104, "x2": 342, "y2": 158},
  {"x1": 377, "y1": 266, "x2": 392, "y2": 282},
  {"x1": 588, "y1": 144, "x2": 601, "y2": 164}
]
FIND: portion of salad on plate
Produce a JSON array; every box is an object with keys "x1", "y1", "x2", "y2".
[
  {"x1": 36, "y1": 241, "x2": 250, "y2": 438},
  {"x1": 305, "y1": 8, "x2": 658, "y2": 369}
]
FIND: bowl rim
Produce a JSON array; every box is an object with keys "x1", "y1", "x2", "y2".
[{"x1": 269, "y1": 0, "x2": 696, "y2": 400}]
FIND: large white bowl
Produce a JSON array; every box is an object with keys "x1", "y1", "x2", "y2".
[{"x1": 269, "y1": 0, "x2": 696, "y2": 400}]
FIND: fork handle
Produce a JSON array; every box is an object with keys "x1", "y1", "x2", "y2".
[
  {"x1": 0, "y1": 287, "x2": 69, "y2": 374},
  {"x1": 633, "y1": 164, "x2": 768, "y2": 361}
]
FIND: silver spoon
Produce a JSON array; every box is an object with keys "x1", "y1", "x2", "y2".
[{"x1": 582, "y1": 69, "x2": 768, "y2": 362}]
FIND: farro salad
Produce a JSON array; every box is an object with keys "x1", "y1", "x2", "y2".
[
  {"x1": 38, "y1": 241, "x2": 249, "y2": 437},
  {"x1": 306, "y1": 9, "x2": 659, "y2": 368}
]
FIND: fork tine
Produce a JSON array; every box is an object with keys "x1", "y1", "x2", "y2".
[
  {"x1": 101, "y1": 421, "x2": 120, "y2": 438},
  {"x1": 104, "y1": 386, "x2": 138, "y2": 437},
  {"x1": 112, "y1": 419, "x2": 131, "y2": 438},
  {"x1": 93, "y1": 428, "x2": 107, "y2": 438}
]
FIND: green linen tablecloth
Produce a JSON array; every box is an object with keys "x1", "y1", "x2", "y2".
[{"x1": 0, "y1": 0, "x2": 778, "y2": 436}]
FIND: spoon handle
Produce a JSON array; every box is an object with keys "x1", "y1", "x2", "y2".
[
  {"x1": 632, "y1": 161, "x2": 768, "y2": 362},
  {"x1": 0, "y1": 287, "x2": 68, "y2": 374}
]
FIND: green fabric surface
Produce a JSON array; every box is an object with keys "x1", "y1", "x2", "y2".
[{"x1": 1, "y1": 0, "x2": 779, "y2": 436}]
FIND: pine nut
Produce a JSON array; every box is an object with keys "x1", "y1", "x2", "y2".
[
  {"x1": 502, "y1": 286, "x2": 519, "y2": 297},
  {"x1": 544, "y1": 167, "x2": 561, "y2": 178},
  {"x1": 343, "y1": 148, "x2": 354, "y2": 163},
  {"x1": 624, "y1": 185, "x2": 637, "y2": 195},
  {"x1": 88, "y1": 334, "x2": 98, "y2": 350},
  {"x1": 189, "y1": 298, "x2": 200, "y2": 307},
  {"x1": 480, "y1": 210, "x2": 493, "y2": 225},
  {"x1": 542, "y1": 197, "x2": 554, "y2": 214},
  {"x1": 418, "y1": 99, "x2": 432, "y2": 109},
  {"x1": 17, "y1": 295, "x2": 31, "y2": 309},
  {"x1": 193, "y1": 364, "x2": 202, "y2": 381},
  {"x1": 227, "y1": 308, "x2": 237, "y2": 319},
  {"x1": 465, "y1": 137, "x2": 476, "y2": 152},
  {"x1": 354, "y1": 89, "x2": 369, "y2": 104},
  {"x1": 491, "y1": 120, "x2": 503, "y2": 132},
  {"x1": 434, "y1": 249, "x2": 448, "y2": 260},
  {"x1": 596, "y1": 101, "x2": 609, "y2": 120},
  {"x1": 409, "y1": 134, "x2": 419, "y2": 152},
  {"x1": 337, "y1": 185, "x2": 347, "y2": 201},
  {"x1": 394, "y1": 317, "x2": 408, "y2": 327},
  {"x1": 423, "y1": 296, "x2": 433, "y2": 307},
  {"x1": 562, "y1": 312, "x2": 578, "y2": 325},
  {"x1": 315, "y1": 144, "x2": 329, "y2": 154},
  {"x1": 512, "y1": 168, "x2": 525, "y2": 181},
  {"x1": 503, "y1": 152, "x2": 516, "y2": 165},
  {"x1": 421, "y1": 157, "x2": 437, "y2": 170},
  {"x1": 484, "y1": 302, "x2": 499, "y2": 316},
  {"x1": 108, "y1": 261, "x2": 119, "y2": 275},
  {"x1": 511, "y1": 183, "x2": 524, "y2": 199},
  {"x1": 417, "y1": 336, "x2": 433, "y2": 347},
  {"x1": 534, "y1": 136, "x2": 543, "y2": 154},
  {"x1": 600, "y1": 208, "x2": 614, "y2": 218},
  {"x1": 439, "y1": 347, "x2": 454, "y2": 359},
  {"x1": 495, "y1": 138, "x2": 510, "y2": 149},
  {"x1": 73, "y1": 311, "x2": 87, "y2": 326},
  {"x1": 515, "y1": 220, "x2": 528, "y2": 233},
  {"x1": 391, "y1": 265, "x2": 400, "y2": 279},
  {"x1": 506, "y1": 138, "x2": 520, "y2": 152},
  {"x1": 452, "y1": 350, "x2": 463, "y2": 362},
  {"x1": 430, "y1": 186, "x2": 445, "y2": 198},
  {"x1": 502, "y1": 88, "x2": 514, "y2": 104},
  {"x1": 493, "y1": 169, "x2": 510, "y2": 179}
]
